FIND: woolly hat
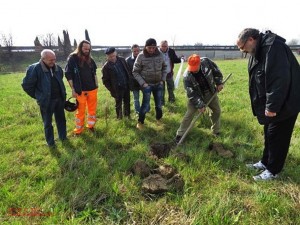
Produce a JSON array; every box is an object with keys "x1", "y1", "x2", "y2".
[
  {"x1": 145, "y1": 38, "x2": 157, "y2": 47},
  {"x1": 187, "y1": 54, "x2": 201, "y2": 72}
]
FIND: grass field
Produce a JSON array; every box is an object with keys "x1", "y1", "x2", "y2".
[{"x1": 0, "y1": 58, "x2": 299, "y2": 224}]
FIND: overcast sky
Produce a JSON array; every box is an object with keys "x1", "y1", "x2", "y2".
[{"x1": 1, "y1": 0, "x2": 299, "y2": 46}]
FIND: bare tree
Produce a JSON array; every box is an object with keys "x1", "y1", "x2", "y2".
[
  {"x1": 1, "y1": 33, "x2": 13, "y2": 53},
  {"x1": 288, "y1": 39, "x2": 299, "y2": 45},
  {"x1": 41, "y1": 33, "x2": 56, "y2": 48},
  {"x1": 194, "y1": 42, "x2": 203, "y2": 46}
]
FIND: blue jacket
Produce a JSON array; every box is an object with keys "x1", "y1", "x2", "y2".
[{"x1": 22, "y1": 60, "x2": 66, "y2": 108}]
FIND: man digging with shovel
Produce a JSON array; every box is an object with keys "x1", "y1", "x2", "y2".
[{"x1": 174, "y1": 54, "x2": 233, "y2": 158}]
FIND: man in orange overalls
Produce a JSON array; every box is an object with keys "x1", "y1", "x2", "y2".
[{"x1": 65, "y1": 40, "x2": 98, "y2": 135}]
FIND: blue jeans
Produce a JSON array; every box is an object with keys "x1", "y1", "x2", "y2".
[
  {"x1": 138, "y1": 83, "x2": 163, "y2": 124},
  {"x1": 40, "y1": 98, "x2": 66, "y2": 146},
  {"x1": 132, "y1": 90, "x2": 141, "y2": 114}
]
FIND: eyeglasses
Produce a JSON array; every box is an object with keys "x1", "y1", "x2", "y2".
[{"x1": 238, "y1": 39, "x2": 248, "y2": 52}]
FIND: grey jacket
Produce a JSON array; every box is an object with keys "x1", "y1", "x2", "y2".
[{"x1": 132, "y1": 48, "x2": 167, "y2": 87}]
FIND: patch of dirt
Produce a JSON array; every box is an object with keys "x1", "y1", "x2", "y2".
[
  {"x1": 149, "y1": 143, "x2": 172, "y2": 158},
  {"x1": 131, "y1": 159, "x2": 151, "y2": 178},
  {"x1": 208, "y1": 142, "x2": 234, "y2": 158}
]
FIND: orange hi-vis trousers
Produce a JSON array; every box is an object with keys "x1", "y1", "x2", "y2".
[{"x1": 74, "y1": 88, "x2": 98, "y2": 134}]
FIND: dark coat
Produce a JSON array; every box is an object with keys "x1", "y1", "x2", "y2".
[
  {"x1": 248, "y1": 31, "x2": 300, "y2": 124},
  {"x1": 166, "y1": 47, "x2": 181, "y2": 78},
  {"x1": 65, "y1": 54, "x2": 97, "y2": 95},
  {"x1": 184, "y1": 57, "x2": 223, "y2": 109},
  {"x1": 101, "y1": 56, "x2": 131, "y2": 98},
  {"x1": 22, "y1": 60, "x2": 66, "y2": 108},
  {"x1": 126, "y1": 55, "x2": 140, "y2": 91}
]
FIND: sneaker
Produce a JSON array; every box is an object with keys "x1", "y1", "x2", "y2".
[
  {"x1": 253, "y1": 169, "x2": 278, "y2": 181},
  {"x1": 136, "y1": 122, "x2": 144, "y2": 130},
  {"x1": 246, "y1": 161, "x2": 266, "y2": 170}
]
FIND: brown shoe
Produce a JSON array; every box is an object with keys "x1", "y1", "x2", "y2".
[{"x1": 136, "y1": 122, "x2": 144, "y2": 130}]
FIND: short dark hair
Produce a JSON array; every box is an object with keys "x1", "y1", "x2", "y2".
[
  {"x1": 131, "y1": 44, "x2": 139, "y2": 49},
  {"x1": 238, "y1": 28, "x2": 260, "y2": 43}
]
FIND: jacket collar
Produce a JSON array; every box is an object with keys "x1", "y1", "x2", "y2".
[{"x1": 39, "y1": 59, "x2": 58, "y2": 73}]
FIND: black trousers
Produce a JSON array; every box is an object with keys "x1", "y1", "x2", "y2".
[
  {"x1": 262, "y1": 114, "x2": 298, "y2": 174},
  {"x1": 115, "y1": 86, "x2": 130, "y2": 119},
  {"x1": 40, "y1": 98, "x2": 66, "y2": 146}
]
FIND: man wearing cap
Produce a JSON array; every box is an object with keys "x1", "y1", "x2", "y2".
[
  {"x1": 133, "y1": 38, "x2": 167, "y2": 129},
  {"x1": 175, "y1": 54, "x2": 224, "y2": 143},
  {"x1": 102, "y1": 47, "x2": 131, "y2": 119}
]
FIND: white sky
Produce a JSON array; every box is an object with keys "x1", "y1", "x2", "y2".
[{"x1": 1, "y1": 0, "x2": 299, "y2": 46}]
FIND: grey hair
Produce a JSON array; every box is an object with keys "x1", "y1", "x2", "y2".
[
  {"x1": 160, "y1": 40, "x2": 168, "y2": 45},
  {"x1": 41, "y1": 49, "x2": 55, "y2": 59},
  {"x1": 238, "y1": 28, "x2": 260, "y2": 43}
]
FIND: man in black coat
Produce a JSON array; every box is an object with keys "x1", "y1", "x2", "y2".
[
  {"x1": 159, "y1": 40, "x2": 182, "y2": 104},
  {"x1": 102, "y1": 47, "x2": 131, "y2": 119},
  {"x1": 237, "y1": 28, "x2": 300, "y2": 181}
]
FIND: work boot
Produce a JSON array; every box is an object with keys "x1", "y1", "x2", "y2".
[
  {"x1": 136, "y1": 122, "x2": 144, "y2": 130},
  {"x1": 174, "y1": 135, "x2": 182, "y2": 144}
]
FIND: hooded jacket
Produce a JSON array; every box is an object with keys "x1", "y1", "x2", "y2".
[
  {"x1": 248, "y1": 31, "x2": 300, "y2": 124},
  {"x1": 132, "y1": 48, "x2": 167, "y2": 86}
]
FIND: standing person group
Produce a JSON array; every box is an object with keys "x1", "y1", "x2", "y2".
[
  {"x1": 236, "y1": 28, "x2": 300, "y2": 181},
  {"x1": 133, "y1": 38, "x2": 167, "y2": 130},
  {"x1": 65, "y1": 40, "x2": 98, "y2": 135},
  {"x1": 22, "y1": 49, "x2": 67, "y2": 147},
  {"x1": 102, "y1": 47, "x2": 131, "y2": 119},
  {"x1": 21, "y1": 33, "x2": 300, "y2": 182},
  {"x1": 159, "y1": 40, "x2": 182, "y2": 104}
]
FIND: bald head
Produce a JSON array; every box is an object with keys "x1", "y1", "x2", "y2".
[{"x1": 41, "y1": 49, "x2": 56, "y2": 68}]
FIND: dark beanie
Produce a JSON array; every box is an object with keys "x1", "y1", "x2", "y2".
[
  {"x1": 105, "y1": 47, "x2": 115, "y2": 55},
  {"x1": 145, "y1": 38, "x2": 157, "y2": 47}
]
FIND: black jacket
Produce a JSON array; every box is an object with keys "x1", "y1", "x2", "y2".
[
  {"x1": 101, "y1": 56, "x2": 131, "y2": 98},
  {"x1": 184, "y1": 57, "x2": 223, "y2": 109},
  {"x1": 65, "y1": 54, "x2": 97, "y2": 95},
  {"x1": 167, "y1": 47, "x2": 181, "y2": 77},
  {"x1": 126, "y1": 55, "x2": 140, "y2": 91},
  {"x1": 248, "y1": 31, "x2": 300, "y2": 124}
]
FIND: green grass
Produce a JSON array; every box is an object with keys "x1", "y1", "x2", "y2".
[{"x1": 0, "y1": 58, "x2": 299, "y2": 224}]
